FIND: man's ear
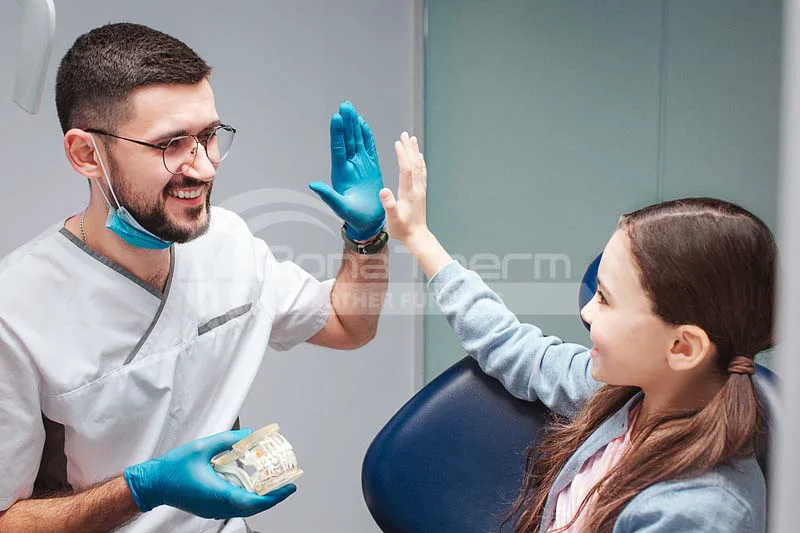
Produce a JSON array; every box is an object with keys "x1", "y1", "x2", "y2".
[
  {"x1": 666, "y1": 324, "x2": 714, "y2": 372},
  {"x1": 64, "y1": 129, "x2": 104, "y2": 179}
]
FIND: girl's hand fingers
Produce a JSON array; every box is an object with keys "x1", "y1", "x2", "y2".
[{"x1": 379, "y1": 188, "x2": 397, "y2": 212}]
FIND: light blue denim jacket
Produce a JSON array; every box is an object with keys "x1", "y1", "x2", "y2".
[{"x1": 428, "y1": 261, "x2": 765, "y2": 533}]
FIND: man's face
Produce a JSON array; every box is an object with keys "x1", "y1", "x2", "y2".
[{"x1": 100, "y1": 79, "x2": 220, "y2": 243}]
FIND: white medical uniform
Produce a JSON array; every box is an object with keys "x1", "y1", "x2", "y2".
[{"x1": 0, "y1": 206, "x2": 333, "y2": 532}]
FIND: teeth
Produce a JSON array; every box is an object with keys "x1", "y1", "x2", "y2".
[{"x1": 169, "y1": 188, "x2": 202, "y2": 199}]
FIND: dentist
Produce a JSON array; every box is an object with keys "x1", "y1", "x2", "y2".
[{"x1": 0, "y1": 22, "x2": 388, "y2": 533}]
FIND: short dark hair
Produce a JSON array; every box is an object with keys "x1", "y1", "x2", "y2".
[{"x1": 55, "y1": 23, "x2": 212, "y2": 134}]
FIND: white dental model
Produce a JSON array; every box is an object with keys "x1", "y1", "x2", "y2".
[{"x1": 211, "y1": 424, "x2": 303, "y2": 495}]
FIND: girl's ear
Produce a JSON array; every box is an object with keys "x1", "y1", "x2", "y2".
[{"x1": 666, "y1": 324, "x2": 714, "y2": 372}]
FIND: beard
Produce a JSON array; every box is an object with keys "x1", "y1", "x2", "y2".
[{"x1": 105, "y1": 152, "x2": 213, "y2": 243}]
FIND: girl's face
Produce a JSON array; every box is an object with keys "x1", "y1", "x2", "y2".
[{"x1": 580, "y1": 230, "x2": 676, "y2": 388}]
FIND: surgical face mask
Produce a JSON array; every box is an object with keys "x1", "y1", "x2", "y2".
[{"x1": 89, "y1": 135, "x2": 173, "y2": 250}]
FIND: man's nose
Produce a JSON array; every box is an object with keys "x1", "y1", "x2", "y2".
[{"x1": 184, "y1": 143, "x2": 216, "y2": 181}]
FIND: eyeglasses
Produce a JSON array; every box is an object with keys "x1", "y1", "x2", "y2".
[{"x1": 85, "y1": 124, "x2": 236, "y2": 175}]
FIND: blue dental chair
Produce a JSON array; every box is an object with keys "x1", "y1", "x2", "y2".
[{"x1": 362, "y1": 255, "x2": 779, "y2": 533}]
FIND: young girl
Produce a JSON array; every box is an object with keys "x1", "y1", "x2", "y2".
[{"x1": 381, "y1": 133, "x2": 773, "y2": 532}]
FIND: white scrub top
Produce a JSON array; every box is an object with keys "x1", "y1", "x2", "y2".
[{"x1": 0, "y1": 206, "x2": 333, "y2": 532}]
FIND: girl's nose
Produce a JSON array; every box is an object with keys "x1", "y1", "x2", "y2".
[{"x1": 580, "y1": 300, "x2": 594, "y2": 326}]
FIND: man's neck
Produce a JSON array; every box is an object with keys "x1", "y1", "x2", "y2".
[{"x1": 65, "y1": 208, "x2": 172, "y2": 293}]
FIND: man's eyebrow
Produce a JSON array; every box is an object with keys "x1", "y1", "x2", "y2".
[
  {"x1": 153, "y1": 120, "x2": 222, "y2": 141},
  {"x1": 201, "y1": 119, "x2": 223, "y2": 132}
]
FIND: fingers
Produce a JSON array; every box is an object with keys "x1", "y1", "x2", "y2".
[
  {"x1": 260, "y1": 484, "x2": 297, "y2": 508},
  {"x1": 394, "y1": 132, "x2": 410, "y2": 170},
  {"x1": 395, "y1": 131, "x2": 427, "y2": 194},
  {"x1": 409, "y1": 134, "x2": 420, "y2": 156},
  {"x1": 353, "y1": 114, "x2": 365, "y2": 154},
  {"x1": 329, "y1": 114, "x2": 346, "y2": 171},
  {"x1": 404, "y1": 135, "x2": 426, "y2": 191},
  {"x1": 340, "y1": 101, "x2": 356, "y2": 159},
  {"x1": 379, "y1": 188, "x2": 397, "y2": 213},
  {"x1": 411, "y1": 136, "x2": 427, "y2": 190},
  {"x1": 230, "y1": 483, "x2": 298, "y2": 517},
  {"x1": 394, "y1": 135, "x2": 412, "y2": 197},
  {"x1": 398, "y1": 131, "x2": 420, "y2": 161},
  {"x1": 360, "y1": 117, "x2": 379, "y2": 163}
]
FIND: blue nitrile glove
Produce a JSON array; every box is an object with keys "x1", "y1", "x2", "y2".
[
  {"x1": 123, "y1": 429, "x2": 296, "y2": 519},
  {"x1": 309, "y1": 101, "x2": 386, "y2": 241}
]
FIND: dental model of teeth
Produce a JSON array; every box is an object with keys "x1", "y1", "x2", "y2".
[{"x1": 211, "y1": 424, "x2": 303, "y2": 495}]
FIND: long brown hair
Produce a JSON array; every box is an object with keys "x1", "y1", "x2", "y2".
[{"x1": 507, "y1": 198, "x2": 775, "y2": 532}]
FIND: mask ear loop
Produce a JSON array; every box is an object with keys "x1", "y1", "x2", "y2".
[{"x1": 88, "y1": 134, "x2": 122, "y2": 210}]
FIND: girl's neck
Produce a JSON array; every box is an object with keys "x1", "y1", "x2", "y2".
[{"x1": 637, "y1": 372, "x2": 727, "y2": 433}]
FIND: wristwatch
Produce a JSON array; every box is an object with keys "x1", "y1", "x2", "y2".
[{"x1": 341, "y1": 224, "x2": 389, "y2": 255}]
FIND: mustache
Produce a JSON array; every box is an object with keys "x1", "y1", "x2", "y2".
[{"x1": 165, "y1": 177, "x2": 212, "y2": 191}]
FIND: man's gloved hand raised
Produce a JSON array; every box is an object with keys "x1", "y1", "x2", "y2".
[
  {"x1": 309, "y1": 101, "x2": 386, "y2": 241},
  {"x1": 123, "y1": 429, "x2": 296, "y2": 519}
]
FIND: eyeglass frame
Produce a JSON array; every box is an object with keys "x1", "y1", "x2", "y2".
[{"x1": 84, "y1": 124, "x2": 237, "y2": 175}]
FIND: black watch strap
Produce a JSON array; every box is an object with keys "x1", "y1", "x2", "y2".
[{"x1": 341, "y1": 224, "x2": 389, "y2": 254}]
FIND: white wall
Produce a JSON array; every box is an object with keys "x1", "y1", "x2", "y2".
[{"x1": 1, "y1": 1, "x2": 423, "y2": 532}]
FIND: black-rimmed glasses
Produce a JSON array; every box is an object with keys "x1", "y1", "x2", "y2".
[{"x1": 85, "y1": 124, "x2": 236, "y2": 175}]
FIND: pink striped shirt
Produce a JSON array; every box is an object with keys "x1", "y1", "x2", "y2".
[{"x1": 548, "y1": 404, "x2": 642, "y2": 533}]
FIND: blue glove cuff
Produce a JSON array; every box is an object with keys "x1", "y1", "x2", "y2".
[
  {"x1": 345, "y1": 216, "x2": 386, "y2": 242},
  {"x1": 124, "y1": 465, "x2": 154, "y2": 513}
]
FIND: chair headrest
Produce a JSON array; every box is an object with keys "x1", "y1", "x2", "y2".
[{"x1": 578, "y1": 253, "x2": 602, "y2": 330}]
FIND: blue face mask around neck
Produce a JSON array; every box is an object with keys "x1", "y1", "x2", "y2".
[
  {"x1": 105, "y1": 206, "x2": 172, "y2": 250},
  {"x1": 89, "y1": 134, "x2": 173, "y2": 250}
]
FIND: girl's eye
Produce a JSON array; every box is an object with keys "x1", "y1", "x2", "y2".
[{"x1": 596, "y1": 290, "x2": 608, "y2": 305}]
